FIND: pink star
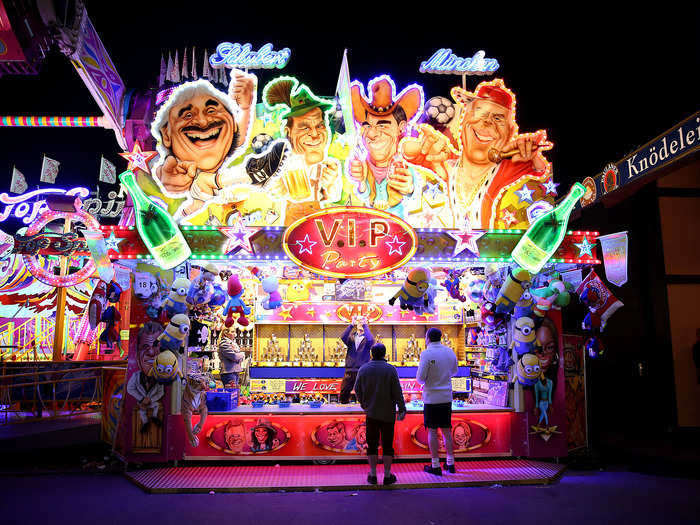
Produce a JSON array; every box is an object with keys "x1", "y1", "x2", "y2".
[
  {"x1": 501, "y1": 209, "x2": 518, "y2": 228},
  {"x1": 385, "y1": 235, "x2": 407, "y2": 256},
  {"x1": 295, "y1": 234, "x2": 317, "y2": 255},
  {"x1": 119, "y1": 142, "x2": 157, "y2": 174},
  {"x1": 447, "y1": 227, "x2": 485, "y2": 257},
  {"x1": 221, "y1": 219, "x2": 255, "y2": 254}
]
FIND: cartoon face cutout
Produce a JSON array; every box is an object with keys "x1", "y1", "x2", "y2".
[{"x1": 285, "y1": 107, "x2": 328, "y2": 165}]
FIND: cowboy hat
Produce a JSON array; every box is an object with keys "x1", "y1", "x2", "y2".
[
  {"x1": 351, "y1": 76, "x2": 423, "y2": 123},
  {"x1": 253, "y1": 417, "x2": 276, "y2": 435}
]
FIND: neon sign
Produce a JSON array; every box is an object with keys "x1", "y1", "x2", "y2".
[
  {"x1": 210, "y1": 42, "x2": 291, "y2": 70},
  {"x1": 283, "y1": 207, "x2": 417, "y2": 279},
  {"x1": 0, "y1": 187, "x2": 90, "y2": 225},
  {"x1": 419, "y1": 49, "x2": 499, "y2": 75}
]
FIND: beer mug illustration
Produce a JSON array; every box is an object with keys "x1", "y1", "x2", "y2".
[{"x1": 283, "y1": 169, "x2": 312, "y2": 202}]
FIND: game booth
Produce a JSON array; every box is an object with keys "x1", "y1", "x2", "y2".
[{"x1": 1, "y1": 41, "x2": 623, "y2": 467}]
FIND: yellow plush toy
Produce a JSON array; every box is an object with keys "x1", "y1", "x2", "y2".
[
  {"x1": 157, "y1": 313, "x2": 191, "y2": 354},
  {"x1": 388, "y1": 268, "x2": 431, "y2": 311},
  {"x1": 163, "y1": 277, "x2": 191, "y2": 317},
  {"x1": 149, "y1": 350, "x2": 184, "y2": 384},
  {"x1": 286, "y1": 280, "x2": 313, "y2": 302}
]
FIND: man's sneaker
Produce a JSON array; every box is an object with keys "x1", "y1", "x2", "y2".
[
  {"x1": 367, "y1": 474, "x2": 377, "y2": 485},
  {"x1": 423, "y1": 465, "x2": 442, "y2": 476},
  {"x1": 245, "y1": 140, "x2": 289, "y2": 185},
  {"x1": 383, "y1": 474, "x2": 397, "y2": 486},
  {"x1": 443, "y1": 463, "x2": 456, "y2": 474}
]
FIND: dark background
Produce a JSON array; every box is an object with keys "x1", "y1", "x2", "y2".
[{"x1": 0, "y1": 3, "x2": 698, "y2": 194}]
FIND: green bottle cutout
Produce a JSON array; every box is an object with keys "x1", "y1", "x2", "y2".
[
  {"x1": 511, "y1": 182, "x2": 586, "y2": 274},
  {"x1": 119, "y1": 170, "x2": 191, "y2": 269}
]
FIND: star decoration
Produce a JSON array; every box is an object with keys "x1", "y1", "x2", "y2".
[
  {"x1": 420, "y1": 312, "x2": 435, "y2": 320},
  {"x1": 447, "y1": 226, "x2": 485, "y2": 257},
  {"x1": 515, "y1": 183, "x2": 535, "y2": 204},
  {"x1": 305, "y1": 307, "x2": 316, "y2": 318},
  {"x1": 542, "y1": 178, "x2": 559, "y2": 196},
  {"x1": 278, "y1": 304, "x2": 294, "y2": 320},
  {"x1": 221, "y1": 219, "x2": 255, "y2": 254},
  {"x1": 385, "y1": 235, "x2": 407, "y2": 256},
  {"x1": 574, "y1": 236, "x2": 595, "y2": 257},
  {"x1": 295, "y1": 234, "x2": 317, "y2": 255},
  {"x1": 399, "y1": 309, "x2": 410, "y2": 317},
  {"x1": 500, "y1": 208, "x2": 518, "y2": 228},
  {"x1": 104, "y1": 232, "x2": 124, "y2": 252},
  {"x1": 119, "y1": 142, "x2": 157, "y2": 174}
]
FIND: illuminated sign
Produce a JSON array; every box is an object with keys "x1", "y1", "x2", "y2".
[
  {"x1": 282, "y1": 207, "x2": 417, "y2": 279},
  {"x1": 419, "y1": 49, "x2": 499, "y2": 75},
  {"x1": 335, "y1": 303, "x2": 383, "y2": 323},
  {"x1": 210, "y1": 42, "x2": 291, "y2": 70},
  {"x1": 0, "y1": 187, "x2": 90, "y2": 224}
]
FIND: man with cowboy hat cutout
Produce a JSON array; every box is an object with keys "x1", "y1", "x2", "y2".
[
  {"x1": 402, "y1": 78, "x2": 555, "y2": 229},
  {"x1": 263, "y1": 77, "x2": 342, "y2": 225},
  {"x1": 348, "y1": 76, "x2": 422, "y2": 219}
]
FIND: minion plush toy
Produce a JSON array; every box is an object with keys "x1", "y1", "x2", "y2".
[
  {"x1": 494, "y1": 266, "x2": 532, "y2": 315},
  {"x1": 388, "y1": 267, "x2": 431, "y2": 311},
  {"x1": 163, "y1": 277, "x2": 191, "y2": 318},
  {"x1": 413, "y1": 277, "x2": 438, "y2": 315},
  {"x1": 510, "y1": 316, "x2": 539, "y2": 357},
  {"x1": 157, "y1": 314, "x2": 191, "y2": 354},
  {"x1": 149, "y1": 350, "x2": 183, "y2": 384},
  {"x1": 516, "y1": 353, "x2": 542, "y2": 386}
]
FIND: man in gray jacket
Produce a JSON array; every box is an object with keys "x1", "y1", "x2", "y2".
[
  {"x1": 354, "y1": 343, "x2": 406, "y2": 485},
  {"x1": 218, "y1": 328, "x2": 245, "y2": 388}
]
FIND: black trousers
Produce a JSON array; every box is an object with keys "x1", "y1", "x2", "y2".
[
  {"x1": 339, "y1": 370, "x2": 357, "y2": 404},
  {"x1": 366, "y1": 417, "x2": 395, "y2": 456}
]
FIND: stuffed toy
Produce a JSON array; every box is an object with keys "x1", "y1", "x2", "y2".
[
  {"x1": 156, "y1": 313, "x2": 191, "y2": 354},
  {"x1": 149, "y1": 350, "x2": 183, "y2": 384},
  {"x1": 491, "y1": 345, "x2": 512, "y2": 375},
  {"x1": 106, "y1": 281, "x2": 122, "y2": 303},
  {"x1": 585, "y1": 335, "x2": 605, "y2": 358},
  {"x1": 466, "y1": 327, "x2": 480, "y2": 346},
  {"x1": 480, "y1": 301, "x2": 505, "y2": 330},
  {"x1": 286, "y1": 280, "x2": 313, "y2": 302},
  {"x1": 99, "y1": 305, "x2": 121, "y2": 351},
  {"x1": 531, "y1": 274, "x2": 573, "y2": 320},
  {"x1": 388, "y1": 267, "x2": 431, "y2": 311},
  {"x1": 516, "y1": 353, "x2": 542, "y2": 386},
  {"x1": 182, "y1": 372, "x2": 209, "y2": 448},
  {"x1": 88, "y1": 280, "x2": 108, "y2": 330},
  {"x1": 513, "y1": 290, "x2": 534, "y2": 319},
  {"x1": 224, "y1": 274, "x2": 251, "y2": 327},
  {"x1": 466, "y1": 277, "x2": 485, "y2": 304},
  {"x1": 208, "y1": 284, "x2": 227, "y2": 308},
  {"x1": 510, "y1": 315, "x2": 539, "y2": 357},
  {"x1": 261, "y1": 276, "x2": 283, "y2": 310},
  {"x1": 442, "y1": 269, "x2": 466, "y2": 302},
  {"x1": 187, "y1": 263, "x2": 218, "y2": 306},
  {"x1": 494, "y1": 266, "x2": 532, "y2": 315},
  {"x1": 576, "y1": 270, "x2": 623, "y2": 331},
  {"x1": 413, "y1": 277, "x2": 437, "y2": 315},
  {"x1": 481, "y1": 264, "x2": 504, "y2": 303},
  {"x1": 163, "y1": 277, "x2": 191, "y2": 318}
]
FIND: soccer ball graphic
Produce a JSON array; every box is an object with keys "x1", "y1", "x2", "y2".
[
  {"x1": 424, "y1": 96, "x2": 455, "y2": 127},
  {"x1": 251, "y1": 133, "x2": 274, "y2": 154}
]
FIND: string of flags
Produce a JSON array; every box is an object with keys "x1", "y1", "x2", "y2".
[{"x1": 7, "y1": 155, "x2": 118, "y2": 194}]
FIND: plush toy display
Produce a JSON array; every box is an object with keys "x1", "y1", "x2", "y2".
[
  {"x1": 224, "y1": 274, "x2": 251, "y2": 327},
  {"x1": 442, "y1": 269, "x2": 466, "y2": 302},
  {"x1": 149, "y1": 350, "x2": 183, "y2": 384},
  {"x1": 163, "y1": 277, "x2": 191, "y2": 318},
  {"x1": 286, "y1": 280, "x2": 313, "y2": 302},
  {"x1": 494, "y1": 266, "x2": 532, "y2": 315},
  {"x1": 510, "y1": 316, "x2": 539, "y2": 356},
  {"x1": 261, "y1": 276, "x2": 282, "y2": 310},
  {"x1": 388, "y1": 267, "x2": 431, "y2": 311},
  {"x1": 516, "y1": 353, "x2": 542, "y2": 386},
  {"x1": 576, "y1": 270, "x2": 623, "y2": 331},
  {"x1": 156, "y1": 313, "x2": 191, "y2": 354}
]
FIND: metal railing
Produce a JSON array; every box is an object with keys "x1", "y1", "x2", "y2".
[{"x1": 0, "y1": 363, "x2": 124, "y2": 425}]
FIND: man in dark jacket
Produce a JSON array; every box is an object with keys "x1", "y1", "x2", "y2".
[
  {"x1": 218, "y1": 328, "x2": 245, "y2": 388},
  {"x1": 339, "y1": 315, "x2": 374, "y2": 404},
  {"x1": 354, "y1": 343, "x2": 406, "y2": 485}
]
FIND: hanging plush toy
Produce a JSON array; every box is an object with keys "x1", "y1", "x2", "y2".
[
  {"x1": 481, "y1": 264, "x2": 504, "y2": 303},
  {"x1": 261, "y1": 276, "x2": 282, "y2": 310},
  {"x1": 106, "y1": 281, "x2": 123, "y2": 303},
  {"x1": 156, "y1": 313, "x2": 191, "y2": 354},
  {"x1": 491, "y1": 345, "x2": 512, "y2": 375},
  {"x1": 510, "y1": 316, "x2": 539, "y2": 357},
  {"x1": 149, "y1": 350, "x2": 183, "y2": 384},
  {"x1": 442, "y1": 269, "x2": 466, "y2": 302},
  {"x1": 99, "y1": 305, "x2": 121, "y2": 352},
  {"x1": 414, "y1": 277, "x2": 438, "y2": 315},
  {"x1": 208, "y1": 284, "x2": 227, "y2": 308},
  {"x1": 576, "y1": 270, "x2": 623, "y2": 332},
  {"x1": 467, "y1": 277, "x2": 485, "y2": 304},
  {"x1": 516, "y1": 353, "x2": 542, "y2": 386},
  {"x1": 187, "y1": 263, "x2": 218, "y2": 307},
  {"x1": 480, "y1": 301, "x2": 505, "y2": 331},
  {"x1": 513, "y1": 290, "x2": 534, "y2": 319},
  {"x1": 466, "y1": 327, "x2": 480, "y2": 346},
  {"x1": 585, "y1": 335, "x2": 605, "y2": 358},
  {"x1": 388, "y1": 267, "x2": 431, "y2": 311},
  {"x1": 494, "y1": 266, "x2": 532, "y2": 315},
  {"x1": 88, "y1": 280, "x2": 108, "y2": 330},
  {"x1": 224, "y1": 274, "x2": 251, "y2": 327},
  {"x1": 163, "y1": 277, "x2": 191, "y2": 318},
  {"x1": 531, "y1": 274, "x2": 573, "y2": 320}
]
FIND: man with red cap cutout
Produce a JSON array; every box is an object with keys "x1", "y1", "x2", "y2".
[
  {"x1": 402, "y1": 79, "x2": 554, "y2": 229},
  {"x1": 348, "y1": 76, "x2": 423, "y2": 219}
]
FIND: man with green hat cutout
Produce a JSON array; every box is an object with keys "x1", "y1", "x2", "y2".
[{"x1": 263, "y1": 77, "x2": 343, "y2": 225}]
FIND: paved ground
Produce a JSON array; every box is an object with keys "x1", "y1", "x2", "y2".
[{"x1": 3, "y1": 468, "x2": 700, "y2": 525}]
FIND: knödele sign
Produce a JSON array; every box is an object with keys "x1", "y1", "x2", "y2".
[{"x1": 283, "y1": 207, "x2": 417, "y2": 278}]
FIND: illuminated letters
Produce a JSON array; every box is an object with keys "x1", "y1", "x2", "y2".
[
  {"x1": 369, "y1": 220, "x2": 389, "y2": 246},
  {"x1": 210, "y1": 42, "x2": 291, "y2": 70}
]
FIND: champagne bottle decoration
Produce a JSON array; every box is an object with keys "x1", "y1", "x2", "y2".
[
  {"x1": 511, "y1": 183, "x2": 586, "y2": 273},
  {"x1": 119, "y1": 170, "x2": 191, "y2": 269}
]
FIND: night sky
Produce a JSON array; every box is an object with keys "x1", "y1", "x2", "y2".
[{"x1": 0, "y1": 2, "x2": 698, "y2": 199}]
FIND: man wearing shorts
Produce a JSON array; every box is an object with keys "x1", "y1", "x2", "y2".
[{"x1": 417, "y1": 327, "x2": 459, "y2": 475}]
